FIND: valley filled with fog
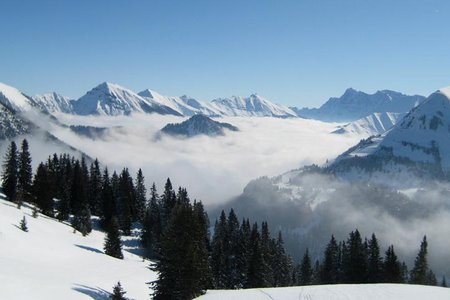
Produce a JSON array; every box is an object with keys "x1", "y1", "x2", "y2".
[{"x1": 46, "y1": 113, "x2": 360, "y2": 206}]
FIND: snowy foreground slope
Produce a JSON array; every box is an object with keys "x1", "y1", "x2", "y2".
[
  {"x1": 197, "y1": 284, "x2": 450, "y2": 300},
  {"x1": 0, "y1": 198, "x2": 156, "y2": 300}
]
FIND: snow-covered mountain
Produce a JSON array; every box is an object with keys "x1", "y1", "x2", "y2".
[
  {"x1": 32, "y1": 92, "x2": 74, "y2": 114},
  {"x1": 161, "y1": 114, "x2": 238, "y2": 137},
  {"x1": 0, "y1": 82, "x2": 35, "y2": 112},
  {"x1": 72, "y1": 82, "x2": 181, "y2": 116},
  {"x1": 211, "y1": 94, "x2": 297, "y2": 118},
  {"x1": 139, "y1": 89, "x2": 220, "y2": 117},
  {"x1": 330, "y1": 87, "x2": 450, "y2": 183},
  {"x1": 295, "y1": 88, "x2": 425, "y2": 122},
  {"x1": 333, "y1": 112, "x2": 405, "y2": 136}
]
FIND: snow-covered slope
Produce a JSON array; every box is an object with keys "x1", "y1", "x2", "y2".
[
  {"x1": 331, "y1": 88, "x2": 450, "y2": 182},
  {"x1": 33, "y1": 92, "x2": 74, "y2": 114},
  {"x1": 72, "y1": 82, "x2": 181, "y2": 116},
  {"x1": 0, "y1": 198, "x2": 155, "y2": 299},
  {"x1": 161, "y1": 114, "x2": 238, "y2": 137},
  {"x1": 333, "y1": 112, "x2": 405, "y2": 136},
  {"x1": 0, "y1": 82, "x2": 35, "y2": 112},
  {"x1": 211, "y1": 94, "x2": 297, "y2": 118},
  {"x1": 197, "y1": 284, "x2": 450, "y2": 300},
  {"x1": 139, "y1": 89, "x2": 220, "y2": 117},
  {"x1": 296, "y1": 88, "x2": 424, "y2": 122}
]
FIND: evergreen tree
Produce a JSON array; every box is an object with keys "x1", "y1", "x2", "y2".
[
  {"x1": 2, "y1": 141, "x2": 18, "y2": 202},
  {"x1": 410, "y1": 236, "x2": 429, "y2": 284},
  {"x1": 299, "y1": 248, "x2": 313, "y2": 285},
  {"x1": 32, "y1": 163, "x2": 53, "y2": 216},
  {"x1": 211, "y1": 211, "x2": 228, "y2": 288},
  {"x1": 72, "y1": 204, "x2": 92, "y2": 236},
  {"x1": 426, "y1": 269, "x2": 437, "y2": 286},
  {"x1": 272, "y1": 231, "x2": 291, "y2": 287},
  {"x1": 88, "y1": 159, "x2": 102, "y2": 216},
  {"x1": 367, "y1": 233, "x2": 382, "y2": 283},
  {"x1": 110, "y1": 281, "x2": 127, "y2": 300},
  {"x1": 151, "y1": 202, "x2": 209, "y2": 300},
  {"x1": 142, "y1": 183, "x2": 162, "y2": 259},
  {"x1": 159, "y1": 178, "x2": 176, "y2": 229},
  {"x1": 20, "y1": 216, "x2": 28, "y2": 232},
  {"x1": 246, "y1": 222, "x2": 269, "y2": 288},
  {"x1": 104, "y1": 217, "x2": 123, "y2": 259},
  {"x1": 135, "y1": 168, "x2": 147, "y2": 222},
  {"x1": 321, "y1": 235, "x2": 340, "y2": 284},
  {"x1": 441, "y1": 276, "x2": 447, "y2": 287},
  {"x1": 100, "y1": 168, "x2": 115, "y2": 230},
  {"x1": 17, "y1": 139, "x2": 32, "y2": 203},
  {"x1": 382, "y1": 245, "x2": 402, "y2": 283},
  {"x1": 342, "y1": 230, "x2": 367, "y2": 283},
  {"x1": 117, "y1": 168, "x2": 134, "y2": 234}
]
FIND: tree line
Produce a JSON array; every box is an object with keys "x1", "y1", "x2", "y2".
[{"x1": 1, "y1": 139, "x2": 443, "y2": 300}]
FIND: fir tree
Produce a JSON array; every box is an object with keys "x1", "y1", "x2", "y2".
[
  {"x1": 272, "y1": 232, "x2": 291, "y2": 287},
  {"x1": 151, "y1": 202, "x2": 209, "y2": 300},
  {"x1": 20, "y1": 216, "x2": 28, "y2": 232},
  {"x1": 100, "y1": 168, "x2": 115, "y2": 230},
  {"x1": 17, "y1": 139, "x2": 32, "y2": 203},
  {"x1": 117, "y1": 168, "x2": 134, "y2": 234},
  {"x1": 32, "y1": 163, "x2": 54, "y2": 216},
  {"x1": 88, "y1": 159, "x2": 102, "y2": 216},
  {"x1": 104, "y1": 217, "x2": 123, "y2": 259},
  {"x1": 72, "y1": 204, "x2": 92, "y2": 236},
  {"x1": 299, "y1": 248, "x2": 313, "y2": 285},
  {"x1": 321, "y1": 235, "x2": 340, "y2": 284},
  {"x1": 135, "y1": 169, "x2": 147, "y2": 222},
  {"x1": 2, "y1": 141, "x2": 18, "y2": 202},
  {"x1": 410, "y1": 236, "x2": 429, "y2": 285},
  {"x1": 246, "y1": 222, "x2": 269, "y2": 288},
  {"x1": 382, "y1": 245, "x2": 402, "y2": 283},
  {"x1": 110, "y1": 281, "x2": 127, "y2": 300},
  {"x1": 441, "y1": 276, "x2": 447, "y2": 287},
  {"x1": 367, "y1": 233, "x2": 382, "y2": 283},
  {"x1": 142, "y1": 183, "x2": 162, "y2": 259},
  {"x1": 342, "y1": 230, "x2": 367, "y2": 283},
  {"x1": 211, "y1": 211, "x2": 228, "y2": 288}
]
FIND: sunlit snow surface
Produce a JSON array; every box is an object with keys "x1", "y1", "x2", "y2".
[
  {"x1": 197, "y1": 284, "x2": 450, "y2": 300},
  {"x1": 0, "y1": 197, "x2": 156, "y2": 299}
]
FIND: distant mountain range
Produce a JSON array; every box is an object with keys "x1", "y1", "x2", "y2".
[
  {"x1": 294, "y1": 88, "x2": 425, "y2": 122},
  {"x1": 332, "y1": 112, "x2": 406, "y2": 136},
  {"x1": 2, "y1": 81, "x2": 426, "y2": 123}
]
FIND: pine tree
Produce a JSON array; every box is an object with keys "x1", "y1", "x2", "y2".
[
  {"x1": 104, "y1": 217, "x2": 123, "y2": 259},
  {"x1": 211, "y1": 211, "x2": 228, "y2": 288},
  {"x1": 272, "y1": 232, "x2": 291, "y2": 287},
  {"x1": 2, "y1": 141, "x2": 18, "y2": 202},
  {"x1": 151, "y1": 202, "x2": 209, "y2": 300},
  {"x1": 20, "y1": 216, "x2": 28, "y2": 232},
  {"x1": 72, "y1": 204, "x2": 92, "y2": 236},
  {"x1": 441, "y1": 276, "x2": 447, "y2": 287},
  {"x1": 410, "y1": 236, "x2": 429, "y2": 284},
  {"x1": 100, "y1": 168, "x2": 116, "y2": 230},
  {"x1": 159, "y1": 178, "x2": 176, "y2": 228},
  {"x1": 142, "y1": 183, "x2": 162, "y2": 259},
  {"x1": 382, "y1": 245, "x2": 402, "y2": 283},
  {"x1": 17, "y1": 139, "x2": 32, "y2": 203},
  {"x1": 342, "y1": 230, "x2": 367, "y2": 283},
  {"x1": 246, "y1": 222, "x2": 269, "y2": 288},
  {"x1": 32, "y1": 163, "x2": 53, "y2": 216},
  {"x1": 110, "y1": 281, "x2": 127, "y2": 300},
  {"x1": 117, "y1": 168, "x2": 134, "y2": 234},
  {"x1": 321, "y1": 235, "x2": 340, "y2": 284},
  {"x1": 367, "y1": 233, "x2": 382, "y2": 283},
  {"x1": 134, "y1": 169, "x2": 147, "y2": 222},
  {"x1": 299, "y1": 248, "x2": 313, "y2": 285},
  {"x1": 88, "y1": 159, "x2": 102, "y2": 216}
]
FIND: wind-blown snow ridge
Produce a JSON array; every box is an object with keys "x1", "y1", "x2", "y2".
[
  {"x1": 333, "y1": 112, "x2": 405, "y2": 136},
  {"x1": 32, "y1": 92, "x2": 73, "y2": 114}
]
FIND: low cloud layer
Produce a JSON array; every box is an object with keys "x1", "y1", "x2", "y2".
[{"x1": 48, "y1": 113, "x2": 359, "y2": 205}]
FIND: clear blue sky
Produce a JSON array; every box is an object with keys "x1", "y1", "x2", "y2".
[{"x1": 1, "y1": 0, "x2": 450, "y2": 107}]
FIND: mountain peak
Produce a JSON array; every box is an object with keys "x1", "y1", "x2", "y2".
[{"x1": 161, "y1": 114, "x2": 238, "y2": 137}]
